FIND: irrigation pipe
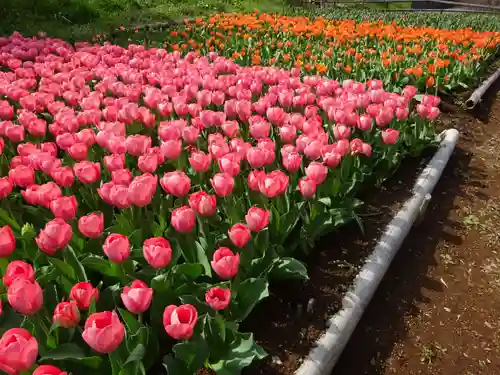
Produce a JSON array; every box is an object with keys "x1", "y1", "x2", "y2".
[
  {"x1": 466, "y1": 67, "x2": 500, "y2": 109},
  {"x1": 294, "y1": 128, "x2": 459, "y2": 375}
]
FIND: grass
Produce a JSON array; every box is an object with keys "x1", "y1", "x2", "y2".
[{"x1": 0, "y1": 0, "x2": 294, "y2": 41}]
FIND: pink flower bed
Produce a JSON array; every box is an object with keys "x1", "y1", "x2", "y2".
[{"x1": 0, "y1": 32, "x2": 439, "y2": 375}]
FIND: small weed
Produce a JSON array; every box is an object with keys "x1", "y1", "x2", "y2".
[{"x1": 420, "y1": 342, "x2": 446, "y2": 365}]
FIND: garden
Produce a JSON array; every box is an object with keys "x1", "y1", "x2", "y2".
[{"x1": 0, "y1": 4, "x2": 499, "y2": 375}]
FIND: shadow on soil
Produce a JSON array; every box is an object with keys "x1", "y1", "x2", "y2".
[{"x1": 331, "y1": 146, "x2": 473, "y2": 375}]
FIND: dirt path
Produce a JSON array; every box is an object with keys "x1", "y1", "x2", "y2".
[{"x1": 332, "y1": 89, "x2": 500, "y2": 375}]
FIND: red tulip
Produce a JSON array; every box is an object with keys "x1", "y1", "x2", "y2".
[
  {"x1": 8, "y1": 279, "x2": 43, "y2": 315},
  {"x1": 36, "y1": 218, "x2": 72, "y2": 255},
  {"x1": 163, "y1": 304, "x2": 198, "y2": 340},
  {"x1": 205, "y1": 287, "x2": 231, "y2": 311},
  {"x1": 245, "y1": 207, "x2": 270, "y2": 232},
  {"x1": 121, "y1": 280, "x2": 153, "y2": 314},
  {"x1": 171, "y1": 206, "x2": 196, "y2": 233},
  {"x1": 0, "y1": 328, "x2": 38, "y2": 375},
  {"x1": 53, "y1": 301, "x2": 80, "y2": 328},
  {"x1": 33, "y1": 365, "x2": 67, "y2": 375},
  {"x1": 0, "y1": 226, "x2": 15, "y2": 257},
  {"x1": 50, "y1": 195, "x2": 77, "y2": 221},
  {"x1": 143, "y1": 237, "x2": 172, "y2": 268},
  {"x1": 103, "y1": 233, "x2": 130, "y2": 263},
  {"x1": 70, "y1": 282, "x2": 99, "y2": 310},
  {"x1": 160, "y1": 171, "x2": 191, "y2": 197},
  {"x1": 188, "y1": 191, "x2": 217, "y2": 217},
  {"x1": 211, "y1": 247, "x2": 240, "y2": 279},
  {"x1": 83, "y1": 311, "x2": 125, "y2": 353},
  {"x1": 228, "y1": 223, "x2": 251, "y2": 248}
]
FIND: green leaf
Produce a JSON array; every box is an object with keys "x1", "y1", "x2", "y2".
[
  {"x1": 173, "y1": 338, "x2": 209, "y2": 374},
  {"x1": 178, "y1": 295, "x2": 211, "y2": 316},
  {"x1": 248, "y1": 246, "x2": 278, "y2": 278},
  {"x1": 232, "y1": 278, "x2": 269, "y2": 322},
  {"x1": 81, "y1": 255, "x2": 116, "y2": 277},
  {"x1": 48, "y1": 257, "x2": 76, "y2": 281},
  {"x1": 271, "y1": 257, "x2": 309, "y2": 281},
  {"x1": 151, "y1": 273, "x2": 169, "y2": 292},
  {"x1": 40, "y1": 343, "x2": 86, "y2": 361},
  {"x1": 64, "y1": 246, "x2": 88, "y2": 282},
  {"x1": 35, "y1": 265, "x2": 58, "y2": 285},
  {"x1": 172, "y1": 263, "x2": 203, "y2": 279},
  {"x1": 195, "y1": 241, "x2": 212, "y2": 277},
  {"x1": 118, "y1": 308, "x2": 141, "y2": 335},
  {"x1": 0, "y1": 209, "x2": 20, "y2": 231},
  {"x1": 209, "y1": 331, "x2": 266, "y2": 375},
  {"x1": 124, "y1": 343, "x2": 146, "y2": 365},
  {"x1": 163, "y1": 355, "x2": 189, "y2": 375},
  {"x1": 20, "y1": 223, "x2": 36, "y2": 239}
]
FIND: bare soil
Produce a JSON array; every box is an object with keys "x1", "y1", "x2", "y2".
[{"x1": 332, "y1": 86, "x2": 500, "y2": 375}]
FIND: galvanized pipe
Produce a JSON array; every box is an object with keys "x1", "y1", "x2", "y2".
[{"x1": 466, "y1": 67, "x2": 500, "y2": 109}]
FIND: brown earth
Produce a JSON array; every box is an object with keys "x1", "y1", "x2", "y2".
[{"x1": 332, "y1": 87, "x2": 500, "y2": 374}]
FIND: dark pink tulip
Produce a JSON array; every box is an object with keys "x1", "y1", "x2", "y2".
[
  {"x1": 8, "y1": 279, "x2": 43, "y2": 315},
  {"x1": 258, "y1": 171, "x2": 289, "y2": 198},
  {"x1": 188, "y1": 191, "x2": 217, "y2": 217},
  {"x1": 121, "y1": 280, "x2": 153, "y2": 314},
  {"x1": 282, "y1": 151, "x2": 303, "y2": 173},
  {"x1": 78, "y1": 213, "x2": 104, "y2": 238},
  {"x1": 228, "y1": 223, "x2": 251, "y2": 248},
  {"x1": 8, "y1": 165, "x2": 34, "y2": 187},
  {"x1": 248, "y1": 170, "x2": 265, "y2": 192},
  {"x1": 245, "y1": 207, "x2": 270, "y2": 232},
  {"x1": 0, "y1": 328, "x2": 38, "y2": 375},
  {"x1": 0, "y1": 177, "x2": 13, "y2": 199},
  {"x1": 112, "y1": 169, "x2": 132, "y2": 186},
  {"x1": 103, "y1": 233, "x2": 130, "y2": 263},
  {"x1": 427, "y1": 107, "x2": 440, "y2": 120},
  {"x1": 218, "y1": 153, "x2": 240, "y2": 177},
  {"x1": 357, "y1": 115, "x2": 373, "y2": 131},
  {"x1": 205, "y1": 287, "x2": 231, "y2": 311},
  {"x1": 50, "y1": 196, "x2": 77, "y2": 221},
  {"x1": 51, "y1": 167, "x2": 74, "y2": 187},
  {"x1": 73, "y1": 161, "x2": 100, "y2": 184},
  {"x1": 163, "y1": 304, "x2": 198, "y2": 340},
  {"x1": 143, "y1": 237, "x2": 172, "y2": 269},
  {"x1": 0, "y1": 226, "x2": 16, "y2": 257},
  {"x1": 83, "y1": 311, "x2": 124, "y2": 354},
  {"x1": 160, "y1": 139, "x2": 182, "y2": 161},
  {"x1": 70, "y1": 282, "x2": 99, "y2": 311},
  {"x1": 125, "y1": 135, "x2": 151, "y2": 156},
  {"x1": 395, "y1": 107, "x2": 409, "y2": 121},
  {"x1": 68, "y1": 143, "x2": 88, "y2": 161},
  {"x1": 128, "y1": 173, "x2": 157, "y2": 207},
  {"x1": 104, "y1": 154, "x2": 125, "y2": 172},
  {"x1": 36, "y1": 218, "x2": 72, "y2": 255}
]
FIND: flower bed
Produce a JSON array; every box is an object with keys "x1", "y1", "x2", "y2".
[
  {"x1": 0, "y1": 32, "x2": 438, "y2": 375},
  {"x1": 149, "y1": 12, "x2": 500, "y2": 93}
]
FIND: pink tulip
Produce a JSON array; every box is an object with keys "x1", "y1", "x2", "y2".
[
  {"x1": 78, "y1": 212, "x2": 104, "y2": 238},
  {"x1": 121, "y1": 280, "x2": 153, "y2": 314},
  {"x1": 35, "y1": 182, "x2": 62, "y2": 208},
  {"x1": 73, "y1": 161, "x2": 100, "y2": 184},
  {"x1": 171, "y1": 206, "x2": 196, "y2": 233},
  {"x1": 8, "y1": 165, "x2": 35, "y2": 187},
  {"x1": 8, "y1": 279, "x2": 43, "y2": 315},
  {"x1": 221, "y1": 121, "x2": 239, "y2": 138},
  {"x1": 248, "y1": 170, "x2": 265, "y2": 192},
  {"x1": 416, "y1": 104, "x2": 429, "y2": 118},
  {"x1": 209, "y1": 141, "x2": 230, "y2": 160},
  {"x1": 70, "y1": 282, "x2": 99, "y2": 310},
  {"x1": 188, "y1": 191, "x2": 217, "y2": 217},
  {"x1": 299, "y1": 176, "x2": 317, "y2": 198},
  {"x1": 228, "y1": 223, "x2": 251, "y2": 248},
  {"x1": 163, "y1": 304, "x2": 198, "y2": 340},
  {"x1": 258, "y1": 170, "x2": 289, "y2": 198},
  {"x1": 427, "y1": 107, "x2": 440, "y2": 120},
  {"x1": 83, "y1": 311, "x2": 125, "y2": 353},
  {"x1": 304, "y1": 140, "x2": 323, "y2": 160},
  {"x1": 125, "y1": 135, "x2": 152, "y2": 156},
  {"x1": 250, "y1": 121, "x2": 270, "y2": 139},
  {"x1": 50, "y1": 196, "x2": 77, "y2": 221},
  {"x1": 51, "y1": 167, "x2": 74, "y2": 187},
  {"x1": 322, "y1": 148, "x2": 342, "y2": 168},
  {"x1": 103, "y1": 233, "x2": 130, "y2": 263},
  {"x1": 68, "y1": 143, "x2": 88, "y2": 161},
  {"x1": 33, "y1": 365, "x2": 67, "y2": 375},
  {"x1": 205, "y1": 287, "x2": 231, "y2": 311},
  {"x1": 104, "y1": 154, "x2": 125, "y2": 171},
  {"x1": 350, "y1": 139, "x2": 372, "y2": 157},
  {"x1": 245, "y1": 207, "x2": 270, "y2": 232},
  {"x1": 36, "y1": 218, "x2": 72, "y2": 255},
  {"x1": 280, "y1": 125, "x2": 297, "y2": 143},
  {"x1": 189, "y1": 150, "x2": 212, "y2": 172},
  {"x1": 305, "y1": 162, "x2": 328, "y2": 185},
  {"x1": 218, "y1": 153, "x2": 241, "y2": 177},
  {"x1": 211, "y1": 247, "x2": 240, "y2": 279},
  {"x1": 160, "y1": 139, "x2": 182, "y2": 160},
  {"x1": 395, "y1": 107, "x2": 409, "y2": 120},
  {"x1": 211, "y1": 173, "x2": 235, "y2": 197},
  {"x1": 53, "y1": 301, "x2": 80, "y2": 328},
  {"x1": 143, "y1": 237, "x2": 172, "y2": 268},
  {"x1": 0, "y1": 328, "x2": 38, "y2": 375},
  {"x1": 110, "y1": 184, "x2": 131, "y2": 208},
  {"x1": 381, "y1": 129, "x2": 400, "y2": 145},
  {"x1": 0, "y1": 177, "x2": 13, "y2": 199},
  {"x1": 160, "y1": 171, "x2": 191, "y2": 197},
  {"x1": 112, "y1": 169, "x2": 132, "y2": 186},
  {"x1": 128, "y1": 173, "x2": 157, "y2": 207},
  {"x1": 182, "y1": 126, "x2": 200, "y2": 144},
  {"x1": 0, "y1": 226, "x2": 15, "y2": 257},
  {"x1": 246, "y1": 147, "x2": 267, "y2": 169}
]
